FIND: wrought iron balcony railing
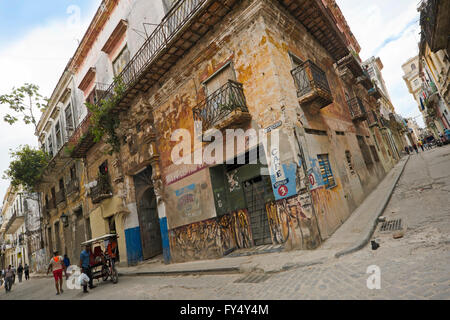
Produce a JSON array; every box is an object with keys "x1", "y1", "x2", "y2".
[
  {"x1": 346, "y1": 97, "x2": 367, "y2": 121},
  {"x1": 55, "y1": 189, "x2": 66, "y2": 205},
  {"x1": 291, "y1": 60, "x2": 333, "y2": 110},
  {"x1": 68, "y1": 112, "x2": 95, "y2": 158},
  {"x1": 192, "y1": 80, "x2": 250, "y2": 131},
  {"x1": 90, "y1": 174, "x2": 113, "y2": 204},
  {"x1": 367, "y1": 110, "x2": 379, "y2": 127},
  {"x1": 97, "y1": 0, "x2": 208, "y2": 107}
]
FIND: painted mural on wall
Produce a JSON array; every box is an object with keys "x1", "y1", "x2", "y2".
[
  {"x1": 168, "y1": 209, "x2": 253, "y2": 262},
  {"x1": 265, "y1": 193, "x2": 321, "y2": 250},
  {"x1": 175, "y1": 183, "x2": 201, "y2": 218}
]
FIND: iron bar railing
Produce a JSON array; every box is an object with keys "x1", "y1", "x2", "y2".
[
  {"x1": 97, "y1": 0, "x2": 206, "y2": 106},
  {"x1": 291, "y1": 60, "x2": 331, "y2": 98},
  {"x1": 90, "y1": 173, "x2": 113, "y2": 203},
  {"x1": 346, "y1": 97, "x2": 367, "y2": 120},
  {"x1": 192, "y1": 80, "x2": 248, "y2": 130}
]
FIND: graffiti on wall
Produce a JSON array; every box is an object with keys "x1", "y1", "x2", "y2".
[
  {"x1": 30, "y1": 248, "x2": 47, "y2": 273},
  {"x1": 265, "y1": 193, "x2": 321, "y2": 250},
  {"x1": 168, "y1": 209, "x2": 253, "y2": 262}
]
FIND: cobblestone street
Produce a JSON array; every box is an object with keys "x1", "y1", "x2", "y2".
[{"x1": 1, "y1": 146, "x2": 449, "y2": 300}]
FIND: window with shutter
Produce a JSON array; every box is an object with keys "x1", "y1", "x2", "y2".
[{"x1": 317, "y1": 154, "x2": 336, "y2": 189}]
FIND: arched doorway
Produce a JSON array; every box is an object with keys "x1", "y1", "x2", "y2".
[{"x1": 134, "y1": 167, "x2": 163, "y2": 260}]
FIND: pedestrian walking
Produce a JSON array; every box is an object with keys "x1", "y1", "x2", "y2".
[
  {"x1": 63, "y1": 254, "x2": 71, "y2": 280},
  {"x1": 47, "y1": 250, "x2": 67, "y2": 295},
  {"x1": 11, "y1": 266, "x2": 16, "y2": 283},
  {"x1": 4, "y1": 265, "x2": 14, "y2": 293},
  {"x1": 17, "y1": 263, "x2": 23, "y2": 282},
  {"x1": 404, "y1": 146, "x2": 410, "y2": 154},
  {"x1": 419, "y1": 141, "x2": 424, "y2": 151},
  {"x1": 409, "y1": 146, "x2": 413, "y2": 153},
  {"x1": 79, "y1": 244, "x2": 96, "y2": 293},
  {"x1": 24, "y1": 264, "x2": 30, "y2": 280},
  {"x1": 413, "y1": 143, "x2": 418, "y2": 153}
]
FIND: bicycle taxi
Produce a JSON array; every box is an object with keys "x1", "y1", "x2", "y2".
[{"x1": 81, "y1": 233, "x2": 119, "y2": 284}]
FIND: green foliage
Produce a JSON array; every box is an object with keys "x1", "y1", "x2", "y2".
[
  {"x1": 0, "y1": 83, "x2": 48, "y2": 129},
  {"x1": 3, "y1": 145, "x2": 50, "y2": 192},
  {"x1": 85, "y1": 77, "x2": 126, "y2": 154}
]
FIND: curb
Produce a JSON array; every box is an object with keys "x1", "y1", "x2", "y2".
[
  {"x1": 334, "y1": 155, "x2": 410, "y2": 258},
  {"x1": 118, "y1": 266, "x2": 241, "y2": 277}
]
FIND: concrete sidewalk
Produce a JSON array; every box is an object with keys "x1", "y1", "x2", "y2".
[{"x1": 115, "y1": 155, "x2": 410, "y2": 277}]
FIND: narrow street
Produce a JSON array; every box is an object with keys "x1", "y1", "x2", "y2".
[{"x1": 1, "y1": 145, "x2": 449, "y2": 300}]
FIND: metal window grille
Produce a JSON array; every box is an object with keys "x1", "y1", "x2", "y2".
[{"x1": 317, "y1": 154, "x2": 336, "y2": 188}]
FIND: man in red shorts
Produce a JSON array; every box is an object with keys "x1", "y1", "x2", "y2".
[{"x1": 47, "y1": 250, "x2": 67, "y2": 295}]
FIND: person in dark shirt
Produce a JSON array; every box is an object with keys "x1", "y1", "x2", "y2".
[
  {"x1": 79, "y1": 244, "x2": 95, "y2": 293},
  {"x1": 17, "y1": 264, "x2": 23, "y2": 282},
  {"x1": 24, "y1": 264, "x2": 30, "y2": 280}
]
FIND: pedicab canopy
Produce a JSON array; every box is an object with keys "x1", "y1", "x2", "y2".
[{"x1": 81, "y1": 234, "x2": 119, "y2": 246}]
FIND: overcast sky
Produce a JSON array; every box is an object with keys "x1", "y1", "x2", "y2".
[{"x1": 0, "y1": 1, "x2": 423, "y2": 202}]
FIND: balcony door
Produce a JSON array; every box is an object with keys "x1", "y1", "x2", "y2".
[{"x1": 134, "y1": 167, "x2": 163, "y2": 260}]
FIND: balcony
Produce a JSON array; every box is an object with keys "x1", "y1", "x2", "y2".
[
  {"x1": 90, "y1": 174, "x2": 113, "y2": 204},
  {"x1": 68, "y1": 113, "x2": 95, "y2": 158},
  {"x1": 277, "y1": 0, "x2": 350, "y2": 62},
  {"x1": 55, "y1": 189, "x2": 66, "y2": 205},
  {"x1": 192, "y1": 80, "x2": 251, "y2": 131},
  {"x1": 367, "y1": 110, "x2": 379, "y2": 128},
  {"x1": 346, "y1": 97, "x2": 367, "y2": 121},
  {"x1": 368, "y1": 85, "x2": 382, "y2": 99},
  {"x1": 66, "y1": 179, "x2": 80, "y2": 196},
  {"x1": 337, "y1": 53, "x2": 365, "y2": 78},
  {"x1": 4, "y1": 212, "x2": 25, "y2": 235},
  {"x1": 291, "y1": 60, "x2": 333, "y2": 111},
  {"x1": 95, "y1": 0, "x2": 239, "y2": 112},
  {"x1": 379, "y1": 116, "x2": 389, "y2": 129},
  {"x1": 356, "y1": 70, "x2": 373, "y2": 90}
]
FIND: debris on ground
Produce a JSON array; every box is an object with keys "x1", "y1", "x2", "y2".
[
  {"x1": 393, "y1": 231, "x2": 404, "y2": 239},
  {"x1": 371, "y1": 240, "x2": 380, "y2": 250}
]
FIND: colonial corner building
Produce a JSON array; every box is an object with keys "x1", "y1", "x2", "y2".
[{"x1": 2, "y1": 0, "x2": 412, "y2": 269}]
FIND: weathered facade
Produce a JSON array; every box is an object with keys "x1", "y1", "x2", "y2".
[
  {"x1": 34, "y1": 0, "x2": 409, "y2": 266},
  {"x1": 0, "y1": 186, "x2": 45, "y2": 272}
]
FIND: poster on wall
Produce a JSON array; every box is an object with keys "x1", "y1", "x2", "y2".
[
  {"x1": 264, "y1": 126, "x2": 297, "y2": 200},
  {"x1": 307, "y1": 157, "x2": 324, "y2": 190},
  {"x1": 175, "y1": 183, "x2": 201, "y2": 218}
]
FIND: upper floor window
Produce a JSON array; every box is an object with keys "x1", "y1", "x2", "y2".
[
  {"x1": 55, "y1": 121, "x2": 62, "y2": 149},
  {"x1": 203, "y1": 63, "x2": 236, "y2": 96},
  {"x1": 413, "y1": 79, "x2": 419, "y2": 87},
  {"x1": 47, "y1": 135, "x2": 54, "y2": 157},
  {"x1": 113, "y1": 46, "x2": 130, "y2": 76},
  {"x1": 65, "y1": 104, "x2": 74, "y2": 133},
  {"x1": 411, "y1": 63, "x2": 416, "y2": 70}
]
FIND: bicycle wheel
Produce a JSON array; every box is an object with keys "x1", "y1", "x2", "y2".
[{"x1": 110, "y1": 266, "x2": 118, "y2": 284}]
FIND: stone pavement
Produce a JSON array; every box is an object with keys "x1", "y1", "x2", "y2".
[
  {"x1": 114, "y1": 154, "x2": 411, "y2": 277},
  {"x1": 2, "y1": 146, "x2": 449, "y2": 300}
]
